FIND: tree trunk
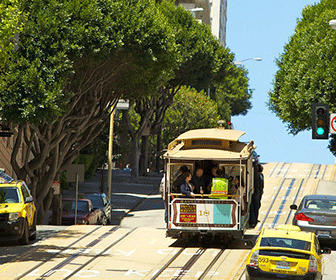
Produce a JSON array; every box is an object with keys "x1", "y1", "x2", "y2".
[
  {"x1": 155, "y1": 125, "x2": 162, "y2": 173},
  {"x1": 130, "y1": 135, "x2": 141, "y2": 177},
  {"x1": 139, "y1": 135, "x2": 149, "y2": 176}
]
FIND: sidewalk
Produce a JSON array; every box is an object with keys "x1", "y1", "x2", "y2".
[{"x1": 62, "y1": 169, "x2": 163, "y2": 225}]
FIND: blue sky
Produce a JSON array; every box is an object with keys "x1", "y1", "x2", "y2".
[{"x1": 227, "y1": 0, "x2": 334, "y2": 164}]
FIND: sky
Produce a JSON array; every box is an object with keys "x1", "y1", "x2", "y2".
[{"x1": 226, "y1": 0, "x2": 335, "y2": 165}]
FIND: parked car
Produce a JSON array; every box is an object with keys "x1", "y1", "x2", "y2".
[
  {"x1": 291, "y1": 194, "x2": 336, "y2": 240},
  {"x1": 85, "y1": 193, "x2": 111, "y2": 225},
  {"x1": 0, "y1": 180, "x2": 36, "y2": 244},
  {"x1": 245, "y1": 224, "x2": 330, "y2": 280},
  {"x1": 62, "y1": 198, "x2": 102, "y2": 225}
]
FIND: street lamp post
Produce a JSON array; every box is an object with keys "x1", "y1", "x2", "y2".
[
  {"x1": 234, "y1": 57, "x2": 262, "y2": 65},
  {"x1": 107, "y1": 99, "x2": 129, "y2": 224}
]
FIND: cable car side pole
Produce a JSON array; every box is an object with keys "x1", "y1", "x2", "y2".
[{"x1": 239, "y1": 155, "x2": 242, "y2": 230}]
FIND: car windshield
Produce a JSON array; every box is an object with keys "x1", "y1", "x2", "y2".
[
  {"x1": 86, "y1": 195, "x2": 104, "y2": 209},
  {"x1": 304, "y1": 199, "x2": 336, "y2": 211},
  {"x1": 260, "y1": 237, "x2": 311, "y2": 251},
  {"x1": 0, "y1": 187, "x2": 21, "y2": 203},
  {"x1": 63, "y1": 200, "x2": 89, "y2": 213}
]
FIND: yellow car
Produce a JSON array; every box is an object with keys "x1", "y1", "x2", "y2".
[
  {"x1": 0, "y1": 181, "x2": 36, "y2": 244},
  {"x1": 245, "y1": 225, "x2": 330, "y2": 280}
]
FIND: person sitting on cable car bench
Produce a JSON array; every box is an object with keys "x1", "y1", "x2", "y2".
[
  {"x1": 191, "y1": 167, "x2": 205, "y2": 194},
  {"x1": 172, "y1": 165, "x2": 189, "y2": 193},
  {"x1": 180, "y1": 171, "x2": 196, "y2": 198}
]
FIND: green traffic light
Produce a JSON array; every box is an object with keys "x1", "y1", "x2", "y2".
[{"x1": 316, "y1": 127, "x2": 325, "y2": 135}]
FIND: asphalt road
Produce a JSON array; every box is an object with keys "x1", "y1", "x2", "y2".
[{"x1": 0, "y1": 162, "x2": 336, "y2": 280}]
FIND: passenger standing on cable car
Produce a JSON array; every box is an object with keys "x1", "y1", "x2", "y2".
[
  {"x1": 180, "y1": 171, "x2": 196, "y2": 198},
  {"x1": 191, "y1": 167, "x2": 205, "y2": 194},
  {"x1": 205, "y1": 165, "x2": 219, "y2": 194},
  {"x1": 249, "y1": 164, "x2": 264, "y2": 228}
]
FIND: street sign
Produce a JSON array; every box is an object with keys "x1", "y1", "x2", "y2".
[
  {"x1": 116, "y1": 99, "x2": 129, "y2": 110},
  {"x1": 330, "y1": 113, "x2": 336, "y2": 134}
]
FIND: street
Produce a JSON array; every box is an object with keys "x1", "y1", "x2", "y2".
[{"x1": 1, "y1": 162, "x2": 336, "y2": 280}]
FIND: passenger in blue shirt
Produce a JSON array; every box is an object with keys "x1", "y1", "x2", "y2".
[{"x1": 180, "y1": 171, "x2": 196, "y2": 198}]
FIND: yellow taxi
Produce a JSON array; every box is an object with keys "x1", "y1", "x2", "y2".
[
  {"x1": 0, "y1": 180, "x2": 36, "y2": 244},
  {"x1": 245, "y1": 225, "x2": 330, "y2": 280}
]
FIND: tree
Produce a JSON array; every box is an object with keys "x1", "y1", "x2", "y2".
[
  {"x1": 0, "y1": 0, "x2": 25, "y2": 68},
  {"x1": 0, "y1": 0, "x2": 177, "y2": 222},
  {"x1": 124, "y1": 1, "x2": 250, "y2": 176},
  {"x1": 162, "y1": 86, "x2": 220, "y2": 147},
  {"x1": 212, "y1": 50, "x2": 252, "y2": 119},
  {"x1": 269, "y1": 0, "x2": 336, "y2": 138}
]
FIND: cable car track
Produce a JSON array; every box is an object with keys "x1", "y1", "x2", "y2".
[
  {"x1": 162, "y1": 164, "x2": 317, "y2": 280},
  {"x1": 13, "y1": 226, "x2": 102, "y2": 280},
  {"x1": 32, "y1": 227, "x2": 136, "y2": 280}
]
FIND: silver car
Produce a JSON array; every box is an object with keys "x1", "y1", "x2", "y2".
[{"x1": 290, "y1": 194, "x2": 336, "y2": 240}]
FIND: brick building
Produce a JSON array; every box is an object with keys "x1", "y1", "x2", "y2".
[{"x1": 0, "y1": 137, "x2": 22, "y2": 179}]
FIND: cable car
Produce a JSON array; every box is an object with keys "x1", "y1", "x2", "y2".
[{"x1": 163, "y1": 128, "x2": 256, "y2": 242}]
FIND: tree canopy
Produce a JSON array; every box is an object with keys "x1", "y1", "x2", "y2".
[
  {"x1": 0, "y1": 0, "x2": 179, "y2": 222},
  {"x1": 269, "y1": 0, "x2": 336, "y2": 135},
  {"x1": 0, "y1": 0, "x2": 24, "y2": 67},
  {"x1": 0, "y1": 0, "x2": 177, "y2": 123},
  {"x1": 162, "y1": 86, "x2": 220, "y2": 147}
]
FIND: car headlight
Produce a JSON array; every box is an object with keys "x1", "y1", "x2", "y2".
[{"x1": 8, "y1": 212, "x2": 20, "y2": 221}]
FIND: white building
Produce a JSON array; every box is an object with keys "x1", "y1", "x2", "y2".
[
  {"x1": 210, "y1": 0, "x2": 227, "y2": 45},
  {"x1": 176, "y1": 0, "x2": 211, "y2": 26},
  {"x1": 176, "y1": 0, "x2": 227, "y2": 46}
]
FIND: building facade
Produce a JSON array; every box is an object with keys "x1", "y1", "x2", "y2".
[
  {"x1": 0, "y1": 137, "x2": 16, "y2": 177},
  {"x1": 210, "y1": 0, "x2": 227, "y2": 45},
  {"x1": 176, "y1": 0, "x2": 227, "y2": 46},
  {"x1": 176, "y1": 0, "x2": 211, "y2": 26}
]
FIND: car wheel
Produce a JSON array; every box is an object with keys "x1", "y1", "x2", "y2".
[
  {"x1": 29, "y1": 215, "x2": 37, "y2": 240},
  {"x1": 19, "y1": 219, "x2": 29, "y2": 245}
]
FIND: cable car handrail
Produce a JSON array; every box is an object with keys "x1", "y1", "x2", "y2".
[{"x1": 169, "y1": 193, "x2": 241, "y2": 198}]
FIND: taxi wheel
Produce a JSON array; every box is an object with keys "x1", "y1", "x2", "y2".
[
  {"x1": 244, "y1": 272, "x2": 255, "y2": 280},
  {"x1": 29, "y1": 215, "x2": 37, "y2": 240},
  {"x1": 19, "y1": 219, "x2": 29, "y2": 245}
]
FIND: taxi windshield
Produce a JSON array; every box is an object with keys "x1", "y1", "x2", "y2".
[
  {"x1": 260, "y1": 237, "x2": 311, "y2": 251},
  {"x1": 0, "y1": 187, "x2": 21, "y2": 203}
]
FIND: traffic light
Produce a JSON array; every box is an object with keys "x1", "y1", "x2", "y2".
[{"x1": 312, "y1": 103, "x2": 329, "y2": 139}]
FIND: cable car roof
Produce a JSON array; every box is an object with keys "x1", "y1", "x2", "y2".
[
  {"x1": 175, "y1": 129, "x2": 245, "y2": 142},
  {"x1": 164, "y1": 148, "x2": 251, "y2": 160}
]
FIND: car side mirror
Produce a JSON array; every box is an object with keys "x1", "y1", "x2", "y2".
[
  {"x1": 290, "y1": 204, "x2": 298, "y2": 210},
  {"x1": 322, "y1": 248, "x2": 332, "y2": 255},
  {"x1": 25, "y1": 197, "x2": 33, "y2": 203}
]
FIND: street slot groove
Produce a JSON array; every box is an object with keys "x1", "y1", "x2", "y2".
[
  {"x1": 197, "y1": 249, "x2": 225, "y2": 280},
  {"x1": 14, "y1": 226, "x2": 101, "y2": 280},
  {"x1": 285, "y1": 178, "x2": 305, "y2": 224},
  {"x1": 171, "y1": 248, "x2": 206, "y2": 280},
  {"x1": 150, "y1": 248, "x2": 186, "y2": 280}
]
